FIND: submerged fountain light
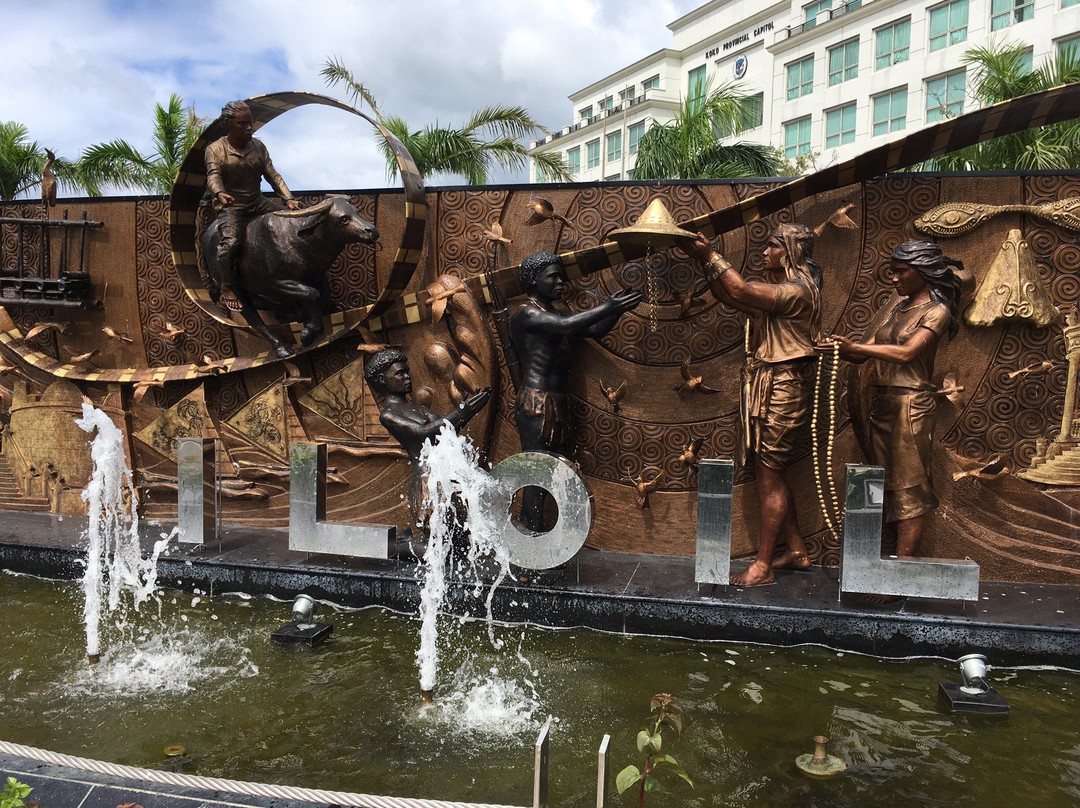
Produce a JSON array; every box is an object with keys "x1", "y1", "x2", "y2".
[
  {"x1": 938, "y1": 653, "x2": 1011, "y2": 714},
  {"x1": 271, "y1": 593, "x2": 333, "y2": 646}
]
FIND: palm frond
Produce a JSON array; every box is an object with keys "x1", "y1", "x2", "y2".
[{"x1": 320, "y1": 57, "x2": 381, "y2": 114}]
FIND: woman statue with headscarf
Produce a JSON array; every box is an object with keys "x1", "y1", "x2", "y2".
[
  {"x1": 686, "y1": 224, "x2": 823, "y2": 586},
  {"x1": 818, "y1": 240, "x2": 962, "y2": 562}
]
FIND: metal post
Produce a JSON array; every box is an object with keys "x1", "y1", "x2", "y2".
[
  {"x1": 596, "y1": 734, "x2": 611, "y2": 808},
  {"x1": 695, "y1": 459, "x2": 733, "y2": 586},
  {"x1": 533, "y1": 717, "x2": 551, "y2": 808},
  {"x1": 177, "y1": 438, "x2": 217, "y2": 545}
]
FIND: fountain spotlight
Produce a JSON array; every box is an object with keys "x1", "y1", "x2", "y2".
[
  {"x1": 938, "y1": 653, "x2": 1010, "y2": 714},
  {"x1": 271, "y1": 593, "x2": 333, "y2": 646}
]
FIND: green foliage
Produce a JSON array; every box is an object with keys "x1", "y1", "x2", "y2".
[
  {"x1": 632, "y1": 81, "x2": 783, "y2": 180},
  {"x1": 322, "y1": 57, "x2": 570, "y2": 185},
  {"x1": 0, "y1": 121, "x2": 90, "y2": 200},
  {"x1": 78, "y1": 93, "x2": 207, "y2": 195},
  {"x1": 615, "y1": 693, "x2": 693, "y2": 808},
  {"x1": 925, "y1": 42, "x2": 1080, "y2": 171},
  {"x1": 0, "y1": 777, "x2": 32, "y2": 808}
]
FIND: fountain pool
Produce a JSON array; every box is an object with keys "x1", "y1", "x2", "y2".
[{"x1": 2, "y1": 572, "x2": 1079, "y2": 808}]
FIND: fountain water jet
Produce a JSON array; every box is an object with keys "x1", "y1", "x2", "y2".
[
  {"x1": 415, "y1": 424, "x2": 520, "y2": 707},
  {"x1": 75, "y1": 403, "x2": 174, "y2": 665}
]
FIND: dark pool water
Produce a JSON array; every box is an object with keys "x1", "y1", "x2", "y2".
[{"x1": 1, "y1": 572, "x2": 1078, "y2": 807}]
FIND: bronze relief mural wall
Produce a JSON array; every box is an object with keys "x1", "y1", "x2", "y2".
[{"x1": 2, "y1": 173, "x2": 1080, "y2": 585}]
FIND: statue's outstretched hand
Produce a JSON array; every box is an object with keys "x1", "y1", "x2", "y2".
[
  {"x1": 610, "y1": 287, "x2": 644, "y2": 312},
  {"x1": 464, "y1": 386, "x2": 492, "y2": 413},
  {"x1": 285, "y1": 199, "x2": 302, "y2": 211}
]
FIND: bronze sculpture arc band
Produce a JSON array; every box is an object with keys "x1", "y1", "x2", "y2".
[
  {"x1": 363, "y1": 79, "x2": 1080, "y2": 336},
  {"x1": 168, "y1": 90, "x2": 428, "y2": 336}
]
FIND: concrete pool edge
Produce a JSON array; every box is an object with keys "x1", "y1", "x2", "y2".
[{"x1": 2, "y1": 511, "x2": 1078, "y2": 668}]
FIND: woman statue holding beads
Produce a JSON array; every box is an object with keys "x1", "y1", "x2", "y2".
[
  {"x1": 684, "y1": 225, "x2": 823, "y2": 586},
  {"x1": 817, "y1": 240, "x2": 962, "y2": 560}
]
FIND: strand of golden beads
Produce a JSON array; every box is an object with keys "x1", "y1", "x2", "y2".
[
  {"x1": 826, "y1": 339, "x2": 842, "y2": 531},
  {"x1": 812, "y1": 340, "x2": 842, "y2": 538},
  {"x1": 646, "y1": 249, "x2": 661, "y2": 332}
]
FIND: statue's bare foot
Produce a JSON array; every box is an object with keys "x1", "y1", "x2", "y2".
[
  {"x1": 730, "y1": 561, "x2": 775, "y2": 586},
  {"x1": 773, "y1": 549, "x2": 811, "y2": 570}
]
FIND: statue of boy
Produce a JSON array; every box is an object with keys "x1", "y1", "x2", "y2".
[
  {"x1": 510, "y1": 251, "x2": 642, "y2": 531},
  {"x1": 364, "y1": 348, "x2": 491, "y2": 525}
]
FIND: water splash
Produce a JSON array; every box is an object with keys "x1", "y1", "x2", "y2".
[
  {"x1": 415, "y1": 425, "x2": 515, "y2": 697},
  {"x1": 75, "y1": 403, "x2": 173, "y2": 660}
]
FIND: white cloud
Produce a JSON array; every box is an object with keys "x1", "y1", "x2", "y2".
[{"x1": 1, "y1": 0, "x2": 699, "y2": 194}]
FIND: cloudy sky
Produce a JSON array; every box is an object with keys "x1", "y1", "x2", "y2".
[{"x1": 2, "y1": 0, "x2": 702, "y2": 195}]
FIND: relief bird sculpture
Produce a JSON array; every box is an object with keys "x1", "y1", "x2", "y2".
[
  {"x1": 131, "y1": 378, "x2": 166, "y2": 403},
  {"x1": 813, "y1": 202, "x2": 857, "y2": 237},
  {"x1": 24, "y1": 321, "x2": 66, "y2": 340},
  {"x1": 525, "y1": 197, "x2": 572, "y2": 228},
  {"x1": 153, "y1": 322, "x2": 186, "y2": 340},
  {"x1": 481, "y1": 219, "x2": 512, "y2": 245},
  {"x1": 673, "y1": 358, "x2": 719, "y2": 396},
  {"x1": 630, "y1": 468, "x2": 665, "y2": 509},
  {"x1": 102, "y1": 326, "x2": 134, "y2": 343},
  {"x1": 677, "y1": 437, "x2": 705, "y2": 469},
  {"x1": 1007, "y1": 360, "x2": 1055, "y2": 380},
  {"x1": 69, "y1": 349, "x2": 99, "y2": 364},
  {"x1": 599, "y1": 378, "x2": 628, "y2": 412}
]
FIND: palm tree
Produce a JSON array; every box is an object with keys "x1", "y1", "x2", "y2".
[
  {"x1": 321, "y1": 57, "x2": 571, "y2": 184},
  {"x1": 932, "y1": 42, "x2": 1080, "y2": 171},
  {"x1": 632, "y1": 81, "x2": 784, "y2": 180},
  {"x1": 0, "y1": 122, "x2": 91, "y2": 201},
  {"x1": 78, "y1": 94, "x2": 206, "y2": 195}
]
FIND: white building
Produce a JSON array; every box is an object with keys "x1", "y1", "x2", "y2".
[{"x1": 528, "y1": 0, "x2": 1080, "y2": 181}]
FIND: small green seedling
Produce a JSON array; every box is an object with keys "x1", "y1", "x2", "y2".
[
  {"x1": 0, "y1": 777, "x2": 32, "y2": 808},
  {"x1": 616, "y1": 693, "x2": 693, "y2": 808}
]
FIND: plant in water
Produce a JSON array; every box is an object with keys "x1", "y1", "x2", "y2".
[
  {"x1": 616, "y1": 693, "x2": 693, "y2": 806},
  {"x1": 0, "y1": 777, "x2": 32, "y2": 808}
]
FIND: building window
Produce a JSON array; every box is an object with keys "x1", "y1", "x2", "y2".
[
  {"x1": 875, "y1": 19, "x2": 910, "y2": 69},
  {"x1": 642, "y1": 74, "x2": 660, "y2": 93},
  {"x1": 828, "y1": 39, "x2": 859, "y2": 85},
  {"x1": 619, "y1": 87, "x2": 636, "y2": 104},
  {"x1": 628, "y1": 121, "x2": 647, "y2": 155},
  {"x1": 1019, "y1": 48, "x2": 1034, "y2": 74},
  {"x1": 786, "y1": 56, "x2": 814, "y2": 100},
  {"x1": 606, "y1": 131, "x2": 622, "y2": 163},
  {"x1": 929, "y1": 0, "x2": 968, "y2": 52},
  {"x1": 872, "y1": 88, "x2": 908, "y2": 135},
  {"x1": 586, "y1": 139, "x2": 600, "y2": 169},
  {"x1": 784, "y1": 117, "x2": 812, "y2": 158},
  {"x1": 926, "y1": 70, "x2": 966, "y2": 122},
  {"x1": 600, "y1": 96, "x2": 614, "y2": 113},
  {"x1": 803, "y1": 0, "x2": 832, "y2": 29},
  {"x1": 991, "y1": 0, "x2": 1033, "y2": 30},
  {"x1": 688, "y1": 65, "x2": 707, "y2": 112},
  {"x1": 579, "y1": 105, "x2": 593, "y2": 121},
  {"x1": 825, "y1": 103, "x2": 856, "y2": 148},
  {"x1": 605, "y1": 173, "x2": 621, "y2": 181},
  {"x1": 1064, "y1": 0, "x2": 1080, "y2": 8},
  {"x1": 567, "y1": 147, "x2": 581, "y2": 174},
  {"x1": 742, "y1": 92, "x2": 765, "y2": 130},
  {"x1": 1059, "y1": 34, "x2": 1080, "y2": 62}
]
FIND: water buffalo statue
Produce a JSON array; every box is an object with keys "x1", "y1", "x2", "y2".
[{"x1": 202, "y1": 196, "x2": 380, "y2": 358}]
